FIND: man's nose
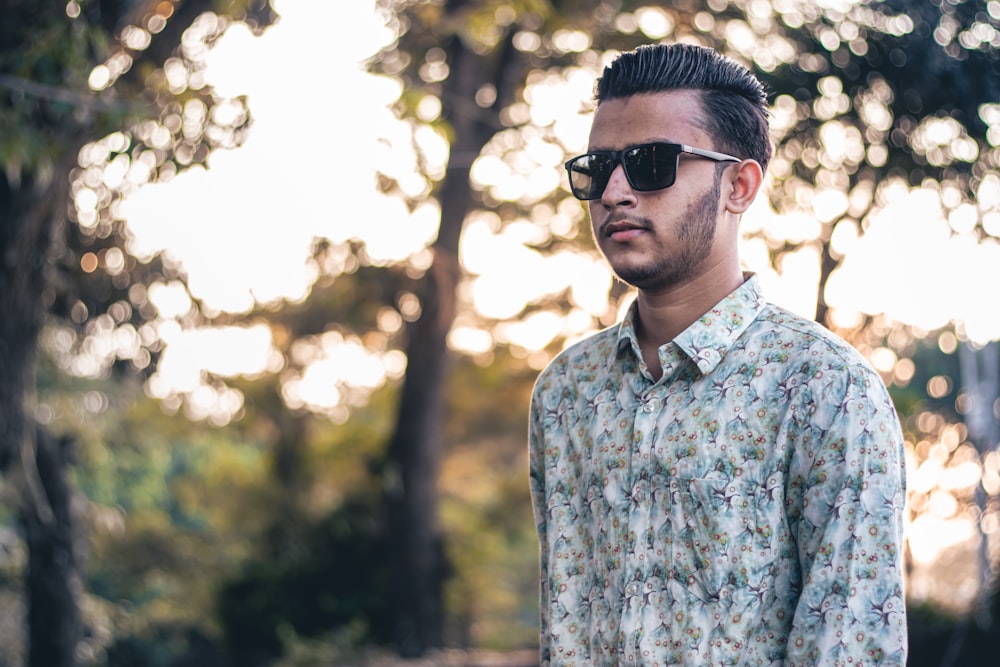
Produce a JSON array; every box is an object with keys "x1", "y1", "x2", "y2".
[{"x1": 600, "y1": 163, "x2": 637, "y2": 207}]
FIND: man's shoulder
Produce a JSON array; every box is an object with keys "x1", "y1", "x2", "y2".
[
  {"x1": 749, "y1": 302, "x2": 873, "y2": 370},
  {"x1": 533, "y1": 324, "x2": 620, "y2": 387},
  {"x1": 746, "y1": 304, "x2": 899, "y2": 429}
]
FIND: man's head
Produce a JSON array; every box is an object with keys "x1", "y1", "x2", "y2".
[
  {"x1": 570, "y1": 44, "x2": 770, "y2": 297},
  {"x1": 595, "y1": 43, "x2": 771, "y2": 173}
]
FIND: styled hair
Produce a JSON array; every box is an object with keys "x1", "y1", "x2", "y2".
[{"x1": 595, "y1": 43, "x2": 772, "y2": 172}]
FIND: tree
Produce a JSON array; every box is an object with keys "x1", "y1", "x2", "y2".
[
  {"x1": 0, "y1": 1, "x2": 276, "y2": 664},
  {"x1": 374, "y1": 1, "x2": 527, "y2": 652}
]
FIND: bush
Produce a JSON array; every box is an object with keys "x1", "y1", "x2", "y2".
[{"x1": 217, "y1": 495, "x2": 392, "y2": 666}]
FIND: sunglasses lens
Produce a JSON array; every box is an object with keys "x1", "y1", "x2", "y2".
[
  {"x1": 624, "y1": 143, "x2": 678, "y2": 191},
  {"x1": 567, "y1": 154, "x2": 614, "y2": 200},
  {"x1": 565, "y1": 143, "x2": 683, "y2": 199}
]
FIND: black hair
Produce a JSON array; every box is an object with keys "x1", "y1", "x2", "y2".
[{"x1": 595, "y1": 43, "x2": 772, "y2": 172}]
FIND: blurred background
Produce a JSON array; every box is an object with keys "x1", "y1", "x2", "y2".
[{"x1": 1, "y1": 0, "x2": 1000, "y2": 665}]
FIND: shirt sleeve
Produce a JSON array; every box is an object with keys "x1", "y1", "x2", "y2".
[
  {"x1": 528, "y1": 380, "x2": 551, "y2": 665},
  {"x1": 786, "y1": 364, "x2": 908, "y2": 666}
]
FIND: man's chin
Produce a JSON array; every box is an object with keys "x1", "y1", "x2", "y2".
[
  {"x1": 612, "y1": 267, "x2": 679, "y2": 292},
  {"x1": 614, "y1": 266, "x2": 692, "y2": 292}
]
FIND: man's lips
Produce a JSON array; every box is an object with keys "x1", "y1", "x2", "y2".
[{"x1": 601, "y1": 218, "x2": 650, "y2": 241}]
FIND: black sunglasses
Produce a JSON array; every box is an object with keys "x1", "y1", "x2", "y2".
[{"x1": 564, "y1": 142, "x2": 741, "y2": 201}]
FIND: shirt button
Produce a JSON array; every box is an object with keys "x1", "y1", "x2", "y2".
[
  {"x1": 642, "y1": 401, "x2": 655, "y2": 413},
  {"x1": 625, "y1": 581, "x2": 640, "y2": 596}
]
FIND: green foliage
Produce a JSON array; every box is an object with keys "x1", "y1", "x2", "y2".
[
  {"x1": 906, "y1": 596, "x2": 1000, "y2": 666},
  {"x1": 217, "y1": 492, "x2": 393, "y2": 665},
  {"x1": 0, "y1": 2, "x2": 112, "y2": 169},
  {"x1": 39, "y1": 341, "x2": 546, "y2": 662},
  {"x1": 64, "y1": 383, "x2": 269, "y2": 658},
  {"x1": 889, "y1": 334, "x2": 963, "y2": 421},
  {"x1": 214, "y1": 350, "x2": 543, "y2": 659},
  {"x1": 105, "y1": 625, "x2": 226, "y2": 667},
  {"x1": 73, "y1": 372, "x2": 415, "y2": 662}
]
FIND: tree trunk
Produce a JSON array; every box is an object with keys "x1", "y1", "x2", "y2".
[
  {"x1": 958, "y1": 340, "x2": 1000, "y2": 626},
  {"x1": 382, "y1": 18, "x2": 521, "y2": 653},
  {"x1": 20, "y1": 430, "x2": 82, "y2": 667},
  {"x1": 265, "y1": 402, "x2": 308, "y2": 556},
  {"x1": 813, "y1": 230, "x2": 839, "y2": 327},
  {"x1": 1, "y1": 160, "x2": 82, "y2": 666},
  {"x1": 0, "y1": 171, "x2": 54, "y2": 469},
  {"x1": 384, "y1": 247, "x2": 456, "y2": 654},
  {"x1": 940, "y1": 340, "x2": 999, "y2": 667}
]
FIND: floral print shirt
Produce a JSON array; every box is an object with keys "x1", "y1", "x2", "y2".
[{"x1": 529, "y1": 275, "x2": 907, "y2": 666}]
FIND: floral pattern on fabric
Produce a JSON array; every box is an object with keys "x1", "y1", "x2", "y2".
[{"x1": 529, "y1": 275, "x2": 907, "y2": 666}]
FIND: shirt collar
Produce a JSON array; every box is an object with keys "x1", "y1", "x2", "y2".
[{"x1": 613, "y1": 274, "x2": 767, "y2": 376}]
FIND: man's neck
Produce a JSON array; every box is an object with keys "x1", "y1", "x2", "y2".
[{"x1": 633, "y1": 268, "x2": 745, "y2": 378}]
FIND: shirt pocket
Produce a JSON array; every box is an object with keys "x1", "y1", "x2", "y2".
[{"x1": 667, "y1": 476, "x2": 773, "y2": 609}]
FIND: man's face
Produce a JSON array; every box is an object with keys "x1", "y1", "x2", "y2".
[{"x1": 586, "y1": 90, "x2": 731, "y2": 293}]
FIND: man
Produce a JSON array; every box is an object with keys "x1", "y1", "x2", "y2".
[{"x1": 528, "y1": 43, "x2": 907, "y2": 666}]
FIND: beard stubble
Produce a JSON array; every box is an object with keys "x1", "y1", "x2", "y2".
[{"x1": 607, "y1": 171, "x2": 723, "y2": 291}]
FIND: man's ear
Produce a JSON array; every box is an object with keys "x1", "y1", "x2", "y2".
[{"x1": 724, "y1": 160, "x2": 764, "y2": 215}]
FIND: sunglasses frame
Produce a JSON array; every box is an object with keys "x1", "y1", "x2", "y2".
[{"x1": 564, "y1": 142, "x2": 742, "y2": 201}]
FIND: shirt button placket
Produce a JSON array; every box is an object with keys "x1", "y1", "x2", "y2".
[{"x1": 623, "y1": 391, "x2": 659, "y2": 657}]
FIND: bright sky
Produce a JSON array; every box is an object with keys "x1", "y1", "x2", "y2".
[
  {"x1": 120, "y1": 1, "x2": 412, "y2": 421},
  {"x1": 123, "y1": 1, "x2": 406, "y2": 312}
]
